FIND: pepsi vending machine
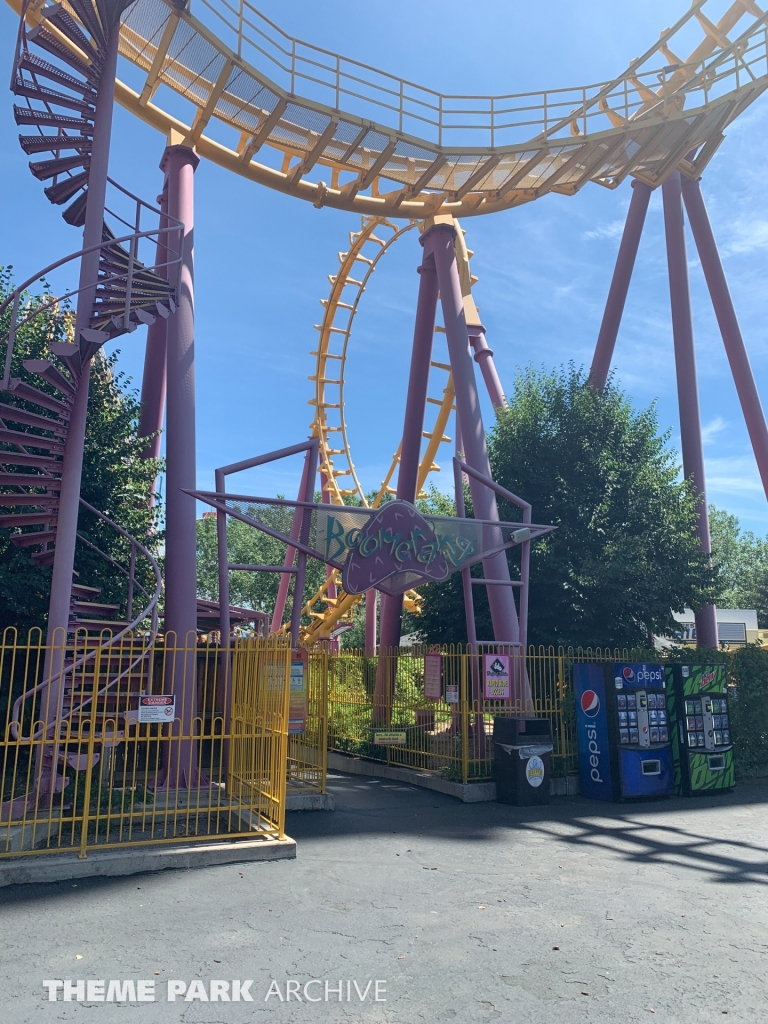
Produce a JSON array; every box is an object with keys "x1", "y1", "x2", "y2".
[
  {"x1": 574, "y1": 663, "x2": 674, "y2": 801},
  {"x1": 665, "y1": 664, "x2": 735, "y2": 795}
]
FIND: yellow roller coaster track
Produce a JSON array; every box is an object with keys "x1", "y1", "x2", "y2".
[
  {"x1": 8, "y1": 0, "x2": 768, "y2": 219},
  {"x1": 300, "y1": 215, "x2": 482, "y2": 645}
]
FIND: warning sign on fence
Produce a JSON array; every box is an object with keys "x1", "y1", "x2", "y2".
[
  {"x1": 483, "y1": 654, "x2": 511, "y2": 700},
  {"x1": 424, "y1": 653, "x2": 442, "y2": 701},
  {"x1": 289, "y1": 654, "x2": 308, "y2": 734},
  {"x1": 138, "y1": 695, "x2": 176, "y2": 723}
]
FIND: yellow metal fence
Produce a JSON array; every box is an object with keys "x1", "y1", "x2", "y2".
[
  {"x1": 325, "y1": 646, "x2": 637, "y2": 785},
  {"x1": 287, "y1": 649, "x2": 328, "y2": 793},
  {"x1": 0, "y1": 631, "x2": 291, "y2": 857}
]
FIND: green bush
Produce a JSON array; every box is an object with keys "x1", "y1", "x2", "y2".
[{"x1": 729, "y1": 646, "x2": 768, "y2": 778}]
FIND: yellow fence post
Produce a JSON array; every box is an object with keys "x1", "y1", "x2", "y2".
[
  {"x1": 77, "y1": 642, "x2": 102, "y2": 860},
  {"x1": 461, "y1": 650, "x2": 469, "y2": 786},
  {"x1": 320, "y1": 648, "x2": 328, "y2": 794}
]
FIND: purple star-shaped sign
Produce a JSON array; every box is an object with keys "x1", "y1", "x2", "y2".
[{"x1": 342, "y1": 501, "x2": 450, "y2": 595}]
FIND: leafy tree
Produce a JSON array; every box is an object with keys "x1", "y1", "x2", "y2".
[
  {"x1": 416, "y1": 366, "x2": 716, "y2": 650},
  {"x1": 0, "y1": 268, "x2": 162, "y2": 634},
  {"x1": 709, "y1": 506, "x2": 768, "y2": 626},
  {"x1": 196, "y1": 505, "x2": 326, "y2": 628}
]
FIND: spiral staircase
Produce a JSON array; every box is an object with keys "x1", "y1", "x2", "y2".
[{"x1": 0, "y1": 0, "x2": 175, "y2": 812}]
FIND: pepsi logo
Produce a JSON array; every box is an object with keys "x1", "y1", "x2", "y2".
[
  {"x1": 580, "y1": 690, "x2": 600, "y2": 717},
  {"x1": 622, "y1": 667, "x2": 635, "y2": 682}
]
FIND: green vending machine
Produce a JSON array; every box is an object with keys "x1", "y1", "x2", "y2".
[{"x1": 665, "y1": 665, "x2": 735, "y2": 795}]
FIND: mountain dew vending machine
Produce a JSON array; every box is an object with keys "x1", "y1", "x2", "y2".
[
  {"x1": 574, "y1": 663, "x2": 674, "y2": 801},
  {"x1": 665, "y1": 664, "x2": 735, "y2": 795}
]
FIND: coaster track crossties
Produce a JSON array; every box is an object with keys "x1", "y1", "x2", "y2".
[{"x1": 9, "y1": 0, "x2": 768, "y2": 219}]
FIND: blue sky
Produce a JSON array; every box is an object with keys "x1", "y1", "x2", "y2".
[{"x1": 1, "y1": 0, "x2": 766, "y2": 532}]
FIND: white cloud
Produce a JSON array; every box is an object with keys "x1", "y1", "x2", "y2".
[
  {"x1": 721, "y1": 220, "x2": 768, "y2": 257},
  {"x1": 582, "y1": 220, "x2": 625, "y2": 242},
  {"x1": 705, "y1": 455, "x2": 764, "y2": 498},
  {"x1": 701, "y1": 416, "x2": 728, "y2": 445}
]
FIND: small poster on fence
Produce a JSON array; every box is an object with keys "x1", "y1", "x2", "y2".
[
  {"x1": 138, "y1": 695, "x2": 175, "y2": 723},
  {"x1": 289, "y1": 652, "x2": 308, "y2": 734},
  {"x1": 374, "y1": 731, "x2": 407, "y2": 746},
  {"x1": 484, "y1": 654, "x2": 511, "y2": 700},
  {"x1": 424, "y1": 653, "x2": 442, "y2": 701}
]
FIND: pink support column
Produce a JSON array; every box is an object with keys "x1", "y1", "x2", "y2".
[
  {"x1": 138, "y1": 180, "x2": 169, "y2": 480},
  {"x1": 469, "y1": 328, "x2": 506, "y2": 411},
  {"x1": 45, "y1": 29, "x2": 119, "y2": 651},
  {"x1": 319, "y1": 478, "x2": 341, "y2": 653},
  {"x1": 160, "y1": 142, "x2": 202, "y2": 788},
  {"x1": 270, "y1": 454, "x2": 311, "y2": 633},
  {"x1": 427, "y1": 224, "x2": 520, "y2": 644},
  {"x1": 365, "y1": 589, "x2": 377, "y2": 655},
  {"x1": 289, "y1": 442, "x2": 319, "y2": 645},
  {"x1": 375, "y1": 255, "x2": 439, "y2": 715},
  {"x1": 682, "y1": 176, "x2": 768, "y2": 502},
  {"x1": 36, "y1": 26, "x2": 120, "y2": 800},
  {"x1": 589, "y1": 179, "x2": 653, "y2": 390},
  {"x1": 377, "y1": 259, "x2": 439, "y2": 655},
  {"x1": 662, "y1": 171, "x2": 718, "y2": 649}
]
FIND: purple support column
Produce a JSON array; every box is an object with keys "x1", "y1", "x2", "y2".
[
  {"x1": 662, "y1": 171, "x2": 718, "y2": 649},
  {"x1": 270, "y1": 454, "x2": 311, "y2": 633},
  {"x1": 377, "y1": 259, "x2": 439, "y2": 655},
  {"x1": 289, "y1": 443, "x2": 319, "y2": 645},
  {"x1": 589, "y1": 180, "x2": 653, "y2": 390},
  {"x1": 160, "y1": 142, "x2": 202, "y2": 787},
  {"x1": 319, "y1": 476, "x2": 341, "y2": 652},
  {"x1": 682, "y1": 176, "x2": 768, "y2": 502},
  {"x1": 374, "y1": 255, "x2": 439, "y2": 716},
  {"x1": 38, "y1": 29, "x2": 119, "y2": 801},
  {"x1": 469, "y1": 328, "x2": 506, "y2": 411},
  {"x1": 45, "y1": 30, "x2": 119, "y2": 651},
  {"x1": 138, "y1": 181, "x2": 169, "y2": 482},
  {"x1": 365, "y1": 589, "x2": 377, "y2": 655},
  {"x1": 427, "y1": 224, "x2": 520, "y2": 644}
]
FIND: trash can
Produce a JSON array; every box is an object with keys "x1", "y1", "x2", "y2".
[{"x1": 493, "y1": 717, "x2": 553, "y2": 805}]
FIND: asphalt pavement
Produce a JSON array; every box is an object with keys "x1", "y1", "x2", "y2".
[{"x1": 2, "y1": 771, "x2": 767, "y2": 1023}]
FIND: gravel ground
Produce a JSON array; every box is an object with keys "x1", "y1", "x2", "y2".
[{"x1": 1, "y1": 771, "x2": 767, "y2": 1023}]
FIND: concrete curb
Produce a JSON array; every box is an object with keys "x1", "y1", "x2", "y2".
[
  {"x1": 0, "y1": 836, "x2": 296, "y2": 888},
  {"x1": 327, "y1": 752, "x2": 580, "y2": 801},
  {"x1": 286, "y1": 790, "x2": 335, "y2": 811},
  {"x1": 327, "y1": 752, "x2": 495, "y2": 802}
]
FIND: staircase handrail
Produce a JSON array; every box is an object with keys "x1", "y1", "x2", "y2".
[
  {"x1": 9, "y1": 498, "x2": 163, "y2": 741},
  {"x1": 0, "y1": 222, "x2": 182, "y2": 388}
]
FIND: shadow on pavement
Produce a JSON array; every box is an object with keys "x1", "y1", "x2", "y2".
[
  {"x1": 1, "y1": 773, "x2": 766, "y2": 904},
  {"x1": 286, "y1": 772, "x2": 768, "y2": 886}
]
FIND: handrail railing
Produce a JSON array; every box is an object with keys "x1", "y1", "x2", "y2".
[
  {"x1": 182, "y1": 0, "x2": 768, "y2": 147},
  {"x1": 9, "y1": 498, "x2": 163, "y2": 741},
  {"x1": 0, "y1": 220, "x2": 182, "y2": 388}
]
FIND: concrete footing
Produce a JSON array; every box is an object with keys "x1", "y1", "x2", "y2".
[
  {"x1": 327, "y1": 752, "x2": 580, "y2": 801},
  {"x1": 0, "y1": 835, "x2": 296, "y2": 887}
]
